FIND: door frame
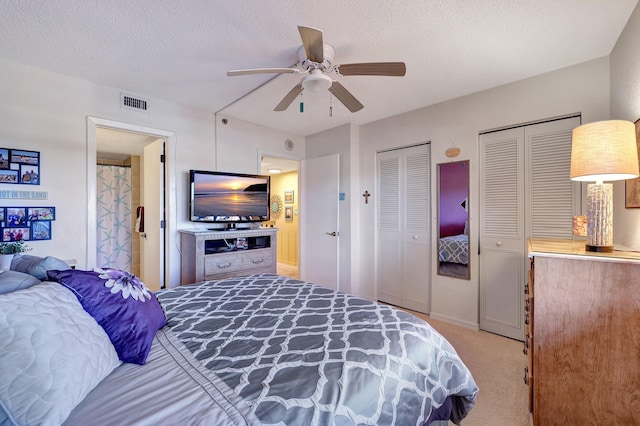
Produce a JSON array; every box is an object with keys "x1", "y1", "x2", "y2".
[
  {"x1": 258, "y1": 149, "x2": 301, "y2": 275},
  {"x1": 87, "y1": 117, "x2": 176, "y2": 287}
]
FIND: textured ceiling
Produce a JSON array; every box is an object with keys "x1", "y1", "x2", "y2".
[{"x1": 0, "y1": 0, "x2": 637, "y2": 136}]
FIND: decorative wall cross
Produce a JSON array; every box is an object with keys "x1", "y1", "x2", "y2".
[{"x1": 362, "y1": 190, "x2": 370, "y2": 204}]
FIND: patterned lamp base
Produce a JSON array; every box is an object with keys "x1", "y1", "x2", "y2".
[{"x1": 586, "y1": 183, "x2": 613, "y2": 252}]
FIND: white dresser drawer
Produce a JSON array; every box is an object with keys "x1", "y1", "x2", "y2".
[
  {"x1": 203, "y1": 248, "x2": 274, "y2": 279},
  {"x1": 204, "y1": 252, "x2": 245, "y2": 276}
]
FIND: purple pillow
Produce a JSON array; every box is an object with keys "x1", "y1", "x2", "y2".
[{"x1": 47, "y1": 268, "x2": 166, "y2": 365}]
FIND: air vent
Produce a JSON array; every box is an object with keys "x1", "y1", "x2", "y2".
[{"x1": 120, "y1": 93, "x2": 149, "y2": 112}]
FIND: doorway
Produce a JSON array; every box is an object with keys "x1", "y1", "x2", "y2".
[
  {"x1": 261, "y1": 154, "x2": 300, "y2": 279},
  {"x1": 87, "y1": 117, "x2": 176, "y2": 291}
]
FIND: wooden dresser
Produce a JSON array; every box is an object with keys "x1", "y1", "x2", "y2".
[{"x1": 525, "y1": 239, "x2": 640, "y2": 425}]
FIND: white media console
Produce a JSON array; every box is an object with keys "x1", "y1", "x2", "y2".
[{"x1": 179, "y1": 228, "x2": 278, "y2": 285}]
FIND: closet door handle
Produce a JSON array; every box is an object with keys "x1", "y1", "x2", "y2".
[{"x1": 326, "y1": 231, "x2": 338, "y2": 237}]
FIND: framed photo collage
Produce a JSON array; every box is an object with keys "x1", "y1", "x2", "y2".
[
  {"x1": 1, "y1": 207, "x2": 54, "y2": 241},
  {"x1": 0, "y1": 148, "x2": 39, "y2": 184}
]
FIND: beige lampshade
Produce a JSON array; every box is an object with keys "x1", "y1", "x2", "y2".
[{"x1": 570, "y1": 120, "x2": 639, "y2": 182}]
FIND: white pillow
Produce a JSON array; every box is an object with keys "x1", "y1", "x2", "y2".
[{"x1": 0, "y1": 282, "x2": 121, "y2": 425}]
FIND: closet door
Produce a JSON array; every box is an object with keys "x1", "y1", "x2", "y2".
[
  {"x1": 479, "y1": 116, "x2": 580, "y2": 340},
  {"x1": 377, "y1": 144, "x2": 431, "y2": 313},
  {"x1": 479, "y1": 128, "x2": 525, "y2": 340},
  {"x1": 525, "y1": 119, "x2": 581, "y2": 239}
]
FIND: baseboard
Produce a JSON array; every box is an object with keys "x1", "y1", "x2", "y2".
[{"x1": 428, "y1": 312, "x2": 479, "y2": 331}]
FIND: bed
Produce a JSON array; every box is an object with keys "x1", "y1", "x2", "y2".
[
  {"x1": 438, "y1": 234, "x2": 469, "y2": 265},
  {"x1": 0, "y1": 255, "x2": 478, "y2": 426}
]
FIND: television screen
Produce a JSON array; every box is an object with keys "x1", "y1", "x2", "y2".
[{"x1": 190, "y1": 170, "x2": 270, "y2": 223}]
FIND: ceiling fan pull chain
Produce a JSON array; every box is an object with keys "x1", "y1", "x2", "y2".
[{"x1": 329, "y1": 94, "x2": 333, "y2": 117}]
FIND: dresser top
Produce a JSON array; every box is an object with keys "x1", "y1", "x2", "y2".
[
  {"x1": 528, "y1": 238, "x2": 640, "y2": 264},
  {"x1": 179, "y1": 227, "x2": 278, "y2": 237}
]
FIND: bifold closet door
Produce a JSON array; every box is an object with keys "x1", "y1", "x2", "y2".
[
  {"x1": 479, "y1": 116, "x2": 580, "y2": 340},
  {"x1": 377, "y1": 144, "x2": 431, "y2": 314}
]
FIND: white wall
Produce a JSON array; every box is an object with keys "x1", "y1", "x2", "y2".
[
  {"x1": 611, "y1": 2, "x2": 640, "y2": 249},
  {"x1": 214, "y1": 115, "x2": 305, "y2": 174},
  {"x1": 355, "y1": 58, "x2": 610, "y2": 328},
  {"x1": 0, "y1": 59, "x2": 218, "y2": 286}
]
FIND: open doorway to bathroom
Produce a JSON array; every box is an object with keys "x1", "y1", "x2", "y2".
[
  {"x1": 261, "y1": 155, "x2": 300, "y2": 279},
  {"x1": 94, "y1": 127, "x2": 167, "y2": 290}
]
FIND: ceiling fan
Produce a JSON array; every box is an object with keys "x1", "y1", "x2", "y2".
[{"x1": 227, "y1": 26, "x2": 406, "y2": 113}]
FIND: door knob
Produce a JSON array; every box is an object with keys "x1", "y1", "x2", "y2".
[
  {"x1": 496, "y1": 241, "x2": 503, "y2": 247},
  {"x1": 326, "y1": 231, "x2": 337, "y2": 237}
]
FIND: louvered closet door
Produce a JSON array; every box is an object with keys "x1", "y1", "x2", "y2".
[
  {"x1": 377, "y1": 144, "x2": 431, "y2": 314},
  {"x1": 525, "y1": 118, "x2": 581, "y2": 238},
  {"x1": 479, "y1": 116, "x2": 580, "y2": 341},
  {"x1": 480, "y1": 127, "x2": 525, "y2": 340}
]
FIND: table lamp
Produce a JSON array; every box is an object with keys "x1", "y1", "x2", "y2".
[{"x1": 570, "y1": 120, "x2": 639, "y2": 252}]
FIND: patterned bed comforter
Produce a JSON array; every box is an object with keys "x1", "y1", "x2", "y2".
[
  {"x1": 438, "y1": 234, "x2": 469, "y2": 265},
  {"x1": 157, "y1": 274, "x2": 478, "y2": 426}
]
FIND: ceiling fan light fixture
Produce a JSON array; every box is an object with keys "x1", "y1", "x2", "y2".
[{"x1": 302, "y1": 70, "x2": 332, "y2": 93}]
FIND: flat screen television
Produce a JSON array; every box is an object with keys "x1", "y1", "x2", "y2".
[{"x1": 189, "y1": 170, "x2": 270, "y2": 225}]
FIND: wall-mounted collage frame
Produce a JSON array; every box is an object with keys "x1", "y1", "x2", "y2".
[
  {"x1": 1, "y1": 206, "x2": 55, "y2": 241},
  {"x1": 0, "y1": 148, "x2": 40, "y2": 185}
]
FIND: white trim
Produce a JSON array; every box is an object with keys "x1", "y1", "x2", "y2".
[
  {"x1": 86, "y1": 116, "x2": 178, "y2": 287},
  {"x1": 257, "y1": 148, "x2": 302, "y2": 174},
  {"x1": 429, "y1": 312, "x2": 480, "y2": 331}
]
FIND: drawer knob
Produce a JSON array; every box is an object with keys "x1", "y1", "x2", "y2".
[
  {"x1": 217, "y1": 262, "x2": 232, "y2": 269},
  {"x1": 251, "y1": 258, "x2": 264, "y2": 264}
]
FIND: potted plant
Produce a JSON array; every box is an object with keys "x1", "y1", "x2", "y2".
[{"x1": 0, "y1": 240, "x2": 31, "y2": 271}]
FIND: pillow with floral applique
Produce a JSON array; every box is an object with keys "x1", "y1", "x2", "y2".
[{"x1": 47, "y1": 268, "x2": 166, "y2": 365}]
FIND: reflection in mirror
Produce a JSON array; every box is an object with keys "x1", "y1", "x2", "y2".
[{"x1": 437, "y1": 160, "x2": 470, "y2": 280}]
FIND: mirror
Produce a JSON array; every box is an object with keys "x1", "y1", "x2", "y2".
[{"x1": 437, "y1": 160, "x2": 470, "y2": 280}]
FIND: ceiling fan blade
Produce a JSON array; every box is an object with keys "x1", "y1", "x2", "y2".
[
  {"x1": 329, "y1": 82, "x2": 364, "y2": 113},
  {"x1": 274, "y1": 83, "x2": 303, "y2": 111},
  {"x1": 337, "y1": 62, "x2": 406, "y2": 77},
  {"x1": 298, "y1": 26, "x2": 324, "y2": 63},
  {"x1": 227, "y1": 68, "x2": 298, "y2": 76}
]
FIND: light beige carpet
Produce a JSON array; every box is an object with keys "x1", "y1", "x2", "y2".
[{"x1": 405, "y1": 310, "x2": 530, "y2": 426}]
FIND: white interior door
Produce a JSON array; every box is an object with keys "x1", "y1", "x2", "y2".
[
  {"x1": 300, "y1": 154, "x2": 339, "y2": 291},
  {"x1": 142, "y1": 139, "x2": 165, "y2": 291}
]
